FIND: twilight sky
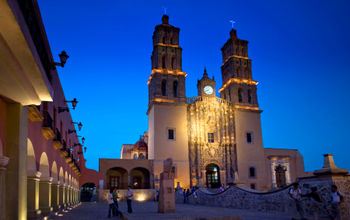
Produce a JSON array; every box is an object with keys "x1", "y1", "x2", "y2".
[{"x1": 37, "y1": 0, "x2": 350, "y2": 172}]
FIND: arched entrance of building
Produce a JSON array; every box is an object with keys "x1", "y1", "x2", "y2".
[
  {"x1": 275, "y1": 165, "x2": 287, "y2": 187},
  {"x1": 130, "y1": 167, "x2": 150, "y2": 189},
  {"x1": 80, "y1": 182, "x2": 97, "y2": 202},
  {"x1": 205, "y1": 163, "x2": 221, "y2": 188},
  {"x1": 106, "y1": 167, "x2": 128, "y2": 189}
]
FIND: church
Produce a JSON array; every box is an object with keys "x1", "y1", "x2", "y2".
[{"x1": 103, "y1": 14, "x2": 308, "y2": 191}]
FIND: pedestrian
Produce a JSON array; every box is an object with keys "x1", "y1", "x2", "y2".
[
  {"x1": 126, "y1": 186, "x2": 133, "y2": 213},
  {"x1": 218, "y1": 184, "x2": 224, "y2": 193},
  {"x1": 289, "y1": 183, "x2": 307, "y2": 220},
  {"x1": 112, "y1": 188, "x2": 120, "y2": 216},
  {"x1": 304, "y1": 186, "x2": 323, "y2": 220},
  {"x1": 107, "y1": 188, "x2": 115, "y2": 218},
  {"x1": 183, "y1": 189, "x2": 186, "y2": 203},
  {"x1": 193, "y1": 188, "x2": 198, "y2": 205},
  {"x1": 328, "y1": 185, "x2": 343, "y2": 220},
  {"x1": 186, "y1": 189, "x2": 190, "y2": 202}
]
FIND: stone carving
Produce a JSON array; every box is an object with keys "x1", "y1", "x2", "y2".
[{"x1": 158, "y1": 158, "x2": 175, "y2": 213}]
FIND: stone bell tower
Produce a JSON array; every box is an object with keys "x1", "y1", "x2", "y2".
[
  {"x1": 197, "y1": 68, "x2": 216, "y2": 97},
  {"x1": 147, "y1": 15, "x2": 190, "y2": 188},
  {"x1": 219, "y1": 29, "x2": 268, "y2": 190}
]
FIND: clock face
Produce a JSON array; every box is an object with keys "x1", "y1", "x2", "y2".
[{"x1": 204, "y1": 85, "x2": 213, "y2": 95}]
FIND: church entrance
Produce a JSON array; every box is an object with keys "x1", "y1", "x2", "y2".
[
  {"x1": 205, "y1": 163, "x2": 221, "y2": 188},
  {"x1": 275, "y1": 165, "x2": 287, "y2": 187}
]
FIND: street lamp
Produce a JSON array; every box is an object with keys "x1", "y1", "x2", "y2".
[
  {"x1": 72, "y1": 122, "x2": 82, "y2": 131},
  {"x1": 65, "y1": 98, "x2": 78, "y2": 109},
  {"x1": 53, "y1": 51, "x2": 69, "y2": 68},
  {"x1": 82, "y1": 137, "x2": 85, "y2": 144},
  {"x1": 84, "y1": 146, "x2": 87, "y2": 153},
  {"x1": 68, "y1": 129, "x2": 76, "y2": 134}
]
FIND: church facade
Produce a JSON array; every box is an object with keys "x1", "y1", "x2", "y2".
[{"x1": 117, "y1": 15, "x2": 307, "y2": 191}]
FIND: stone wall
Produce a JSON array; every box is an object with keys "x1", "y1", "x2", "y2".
[
  {"x1": 176, "y1": 175, "x2": 350, "y2": 219},
  {"x1": 98, "y1": 189, "x2": 156, "y2": 203}
]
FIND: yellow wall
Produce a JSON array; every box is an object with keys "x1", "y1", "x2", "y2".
[{"x1": 148, "y1": 103, "x2": 190, "y2": 188}]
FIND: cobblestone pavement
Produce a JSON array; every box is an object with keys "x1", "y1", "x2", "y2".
[{"x1": 50, "y1": 201, "x2": 297, "y2": 220}]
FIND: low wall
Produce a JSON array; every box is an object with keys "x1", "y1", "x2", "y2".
[
  {"x1": 176, "y1": 176, "x2": 350, "y2": 219},
  {"x1": 98, "y1": 189, "x2": 156, "y2": 202}
]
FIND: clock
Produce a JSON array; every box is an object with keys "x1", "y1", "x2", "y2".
[{"x1": 203, "y1": 85, "x2": 213, "y2": 95}]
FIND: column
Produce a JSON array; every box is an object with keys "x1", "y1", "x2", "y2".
[
  {"x1": 59, "y1": 184, "x2": 66, "y2": 209},
  {"x1": 64, "y1": 185, "x2": 70, "y2": 207},
  {"x1": 51, "y1": 182, "x2": 60, "y2": 212},
  {"x1": 0, "y1": 156, "x2": 9, "y2": 220},
  {"x1": 39, "y1": 177, "x2": 53, "y2": 216},
  {"x1": 5, "y1": 104, "x2": 28, "y2": 220},
  {"x1": 27, "y1": 171, "x2": 41, "y2": 219}
]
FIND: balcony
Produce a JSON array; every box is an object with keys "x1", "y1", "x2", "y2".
[
  {"x1": 52, "y1": 128, "x2": 63, "y2": 150},
  {"x1": 59, "y1": 140, "x2": 68, "y2": 157},
  {"x1": 28, "y1": 105, "x2": 43, "y2": 122},
  {"x1": 41, "y1": 111, "x2": 55, "y2": 140}
]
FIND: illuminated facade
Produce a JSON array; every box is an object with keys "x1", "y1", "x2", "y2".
[{"x1": 146, "y1": 15, "x2": 308, "y2": 190}]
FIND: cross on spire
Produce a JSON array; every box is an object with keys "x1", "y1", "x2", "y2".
[{"x1": 229, "y1": 20, "x2": 236, "y2": 29}]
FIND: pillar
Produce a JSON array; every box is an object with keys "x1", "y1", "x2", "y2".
[
  {"x1": 59, "y1": 184, "x2": 65, "y2": 210},
  {"x1": 64, "y1": 185, "x2": 70, "y2": 207},
  {"x1": 39, "y1": 178, "x2": 53, "y2": 216},
  {"x1": 5, "y1": 104, "x2": 27, "y2": 220},
  {"x1": 51, "y1": 182, "x2": 60, "y2": 212},
  {"x1": 27, "y1": 172, "x2": 41, "y2": 219},
  {"x1": 0, "y1": 156, "x2": 9, "y2": 220}
]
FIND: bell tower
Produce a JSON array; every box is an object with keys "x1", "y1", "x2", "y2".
[
  {"x1": 219, "y1": 29, "x2": 268, "y2": 190},
  {"x1": 147, "y1": 15, "x2": 190, "y2": 188},
  {"x1": 197, "y1": 68, "x2": 216, "y2": 97},
  {"x1": 148, "y1": 14, "x2": 186, "y2": 104},
  {"x1": 219, "y1": 29, "x2": 258, "y2": 107}
]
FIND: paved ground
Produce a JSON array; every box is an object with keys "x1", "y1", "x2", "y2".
[{"x1": 49, "y1": 201, "x2": 301, "y2": 220}]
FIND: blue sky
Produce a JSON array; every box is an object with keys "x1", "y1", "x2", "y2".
[{"x1": 38, "y1": 0, "x2": 350, "y2": 172}]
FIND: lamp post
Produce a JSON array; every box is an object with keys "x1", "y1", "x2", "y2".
[{"x1": 65, "y1": 98, "x2": 78, "y2": 109}]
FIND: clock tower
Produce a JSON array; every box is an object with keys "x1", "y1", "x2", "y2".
[{"x1": 197, "y1": 68, "x2": 215, "y2": 97}]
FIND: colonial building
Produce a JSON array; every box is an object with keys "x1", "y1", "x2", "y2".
[{"x1": 95, "y1": 14, "x2": 308, "y2": 196}]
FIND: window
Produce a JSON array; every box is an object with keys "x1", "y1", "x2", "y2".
[
  {"x1": 248, "y1": 90, "x2": 253, "y2": 104},
  {"x1": 139, "y1": 153, "x2": 145, "y2": 159},
  {"x1": 170, "y1": 37, "x2": 173, "y2": 44},
  {"x1": 168, "y1": 129, "x2": 175, "y2": 140},
  {"x1": 208, "y1": 133, "x2": 214, "y2": 143},
  {"x1": 249, "y1": 167, "x2": 256, "y2": 178},
  {"x1": 133, "y1": 153, "x2": 138, "y2": 159},
  {"x1": 161, "y1": 80, "x2": 167, "y2": 96},
  {"x1": 171, "y1": 57, "x2": 176, "y2": 70},
  {"x1": 162, "y1": 36, "x2": 166, "y2": 44},
  {"x1": 238, "y1": 88, "x2": 243, "y2": 103},
  {"x1": 161, "y1": 55, "x2": 166, "y2": 69},
  {"x1": 173, "y1": 81, "x2": 178, "y2": 97},
  {"x1": 246, "y1": 132, "x2": 252, "y2": 144},
  {"x1": 110, "y1": 176, "x2": 119, "y2": 188},
  {"x1": 250, "y1": 183, "x2": 256, "y2": 190}
]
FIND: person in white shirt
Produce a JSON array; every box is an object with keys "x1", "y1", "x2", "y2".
[
  {"x1": 126, "y1": 186, "x2": 133, "y2": 213},
  {"x1": 328, "y1": 185, "x2": 343, "y2": 220},
  {"x1": 289, "y1": 183, "x2": 306, "y2": 220},
  {"x1": 107, "y1": 188, "x2": 115, "y2": 218}
]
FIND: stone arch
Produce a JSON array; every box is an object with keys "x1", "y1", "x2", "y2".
[
  {"x1": 59, "y1": 167, "x2": 64, "y2": 184},
  {"x1": 106, "y1": 167, "x2": 128, "y2": 189},
  {"x1": 27, "y1": 138, "x2": 37, "y2": 175},
  {"x1": 130, "y1": 167, "x2": 150, "y2": 189},
  {"x1": 51, "y1": 161, "x2": 58, "y2": 183},
  {"x1": 65, "y1": 171, "x2": 68, "y2": 185},
  {"x1": 39, "y1": 152, "x2": 50, "y2": 178}
]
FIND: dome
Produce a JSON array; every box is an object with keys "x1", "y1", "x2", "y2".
[{"x1": 134, "y1": 138, "x2": 147, "y2": 151}]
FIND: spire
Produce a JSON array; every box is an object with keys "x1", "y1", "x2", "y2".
[
  {"x1": 203, "y1": 67, "x2": 209, "y2": 78},
  {"x1": 162, "y1": 14, "x2": 169, "y2": 24}
]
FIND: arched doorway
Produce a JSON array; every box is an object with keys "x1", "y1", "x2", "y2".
[
  {"x1": 106, "y1": 167, "x2": 128, "y2": 189},
  {"x1": 130, "y1": 167, "x2": 150, "y2": 189},
  {"x1": 275, "y1": 165, "x2": 287, "y2": 187},
  {"x1": 80, "y1": 182, "x2": 96, "y2": 202},
  {"x1": 206, "y1": 163, "x2": 221, "y2": 188}
]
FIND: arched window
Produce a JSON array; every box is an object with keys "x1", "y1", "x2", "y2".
[
  {"x1": 249, "y1": 167, "x2": 256, "y2": 178},
  {"x1": 161, "y1": 80, "x2": 167, "y2": 96},
  {"x1": 170, "y1": 37, "x2": 173, "y2": 44},
  {"x1": 171, "y1": 57, "x2": 176, "y2": 70},
  {"x1": 228, "y1": 91, "x2": 231, "y2": 102},
  {"x1": 236, "y1": 67, "x2": 240, "y2": 77},
  {"x1": 162, "y1": 35, "x2": 166, "y2": 44},
  {"x1": 173, "y1": 81, "x2": 178, "y2": 97},
  {"x1": 238, "y1": 88, "x2": 243, "y2": 103},
  {"x1": 241, "y1": 48, "x2": 245, "y2": 56},
  {"x1": 248, "y1": 90, "x2": 253, "y2": 104},
  {"x1": 161, "y1": 55, "x2": 166, "y2": 69},
  {"x1": 139, "y1": 153, "x2": 145, "y2": 159},
  {"x1": 133, "y1": 154, "x2": 138, "y2": 160}
]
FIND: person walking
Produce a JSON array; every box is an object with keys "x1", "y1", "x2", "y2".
[
  {"x1": 107, "y1": 188, "x2": 115, "y2": 218},
  {"x1": 304, "y1": 186, "x2": 323, "y2": 220},
  {"x1": 126, "y1": 186, "x2": 133, "y2": 213},
  {"x1": 289, "y1": 183, "x2": 306, "y2": 220},
  {"x1": 112, "y1": 188, "x2": 120, "y2": 217},
  {"x1": 183, "y1": 189, "x2": 186, "y2": 203},
  {"x1": 328, "y1": 185, "x2": 343, "y2": 220}
]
